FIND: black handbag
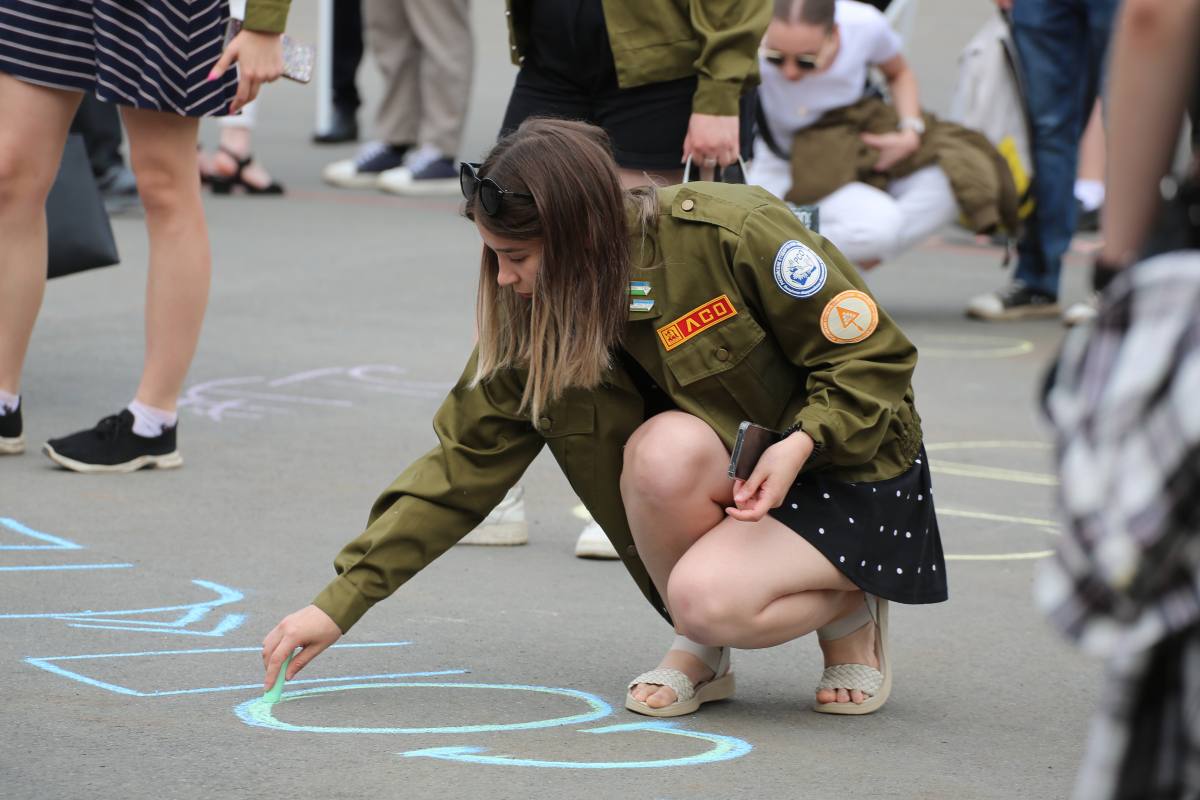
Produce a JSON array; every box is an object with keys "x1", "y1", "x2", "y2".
[{"x1": 46, "y1": 133, "x2": 120, "y2": 279}]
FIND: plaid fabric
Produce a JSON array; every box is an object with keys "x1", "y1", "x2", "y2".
[{"x1": 1038, "y1": 251, "x2": 1200, "y2": 800}]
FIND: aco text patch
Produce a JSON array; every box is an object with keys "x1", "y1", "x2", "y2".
[{"x1": 657, "y1": 295, "x2": 738, "y2": 351}]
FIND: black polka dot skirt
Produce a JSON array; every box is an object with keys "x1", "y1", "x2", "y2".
[
  {"x1": 0, "y1": 0, "x2": 239, "y2": 117},
  {"x1": 769, "y1": 445, "x2": 948, "y2": 604}
]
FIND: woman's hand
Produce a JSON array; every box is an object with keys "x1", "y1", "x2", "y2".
[
  {"x1": 725, "y1": 431, "x2": 815, "y2": 523},
  {"x1": 860, "y1": 129, "x2": 921, "y2": 172},
  {"x1": 262, "y1": 604, "x2": 342, "y2": 690},
  {"x1": 209, "y1": 29, "x2": 284, "y2": 114},
  {"x1": 682, "y1": 113, "x2": 741, "y2": 172}
]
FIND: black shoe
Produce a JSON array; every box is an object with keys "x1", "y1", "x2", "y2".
[
  {"x1": 965, "y1": 281, "x2": 1061, "y2": 321},
  {"x1": 312, "y1": 108, "x2": 359, "y2": 145},
  {"x1": 1076, "y1": 201, "x2": 1101, "y2": 233},
  {"x1": 43, "y1": 410, "x2": 182, "y2": 473},
  {"x1": 0, "y1": 402, "x2": 23, "y2": 455}
]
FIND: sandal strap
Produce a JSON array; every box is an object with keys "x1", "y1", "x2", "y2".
[
  {"x1": 816, "y1": 663, "x2": 883, "y2": 696},
  {"x1": 628, "y1": 667, "x2": 695, "y2": 702},
  {"x1": 218, "y1": 146, "x2": 253, "y2": 169}
]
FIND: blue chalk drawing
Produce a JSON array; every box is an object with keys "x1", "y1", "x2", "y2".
[
  {"x1": 0, "y1": 578, "x2": 247, "y2": 637},
  {"x1": 0, "y1": 563, "x2": 134, "y2": 571},
  {"x1": 235, "y1": 681, "x2": 612, "y2": 734},
  {"x1": 0, "y1": 518, "x2": 84, "y2": 550},
  {"x1": 400, "y1": 721, "x2": 754, "y2": 769},
  {"x1": 24, "y1": 643, "x2": 451, "y2": 697}
]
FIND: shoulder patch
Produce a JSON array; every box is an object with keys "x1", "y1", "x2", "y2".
[
  {"x1": 657, "y1": 295, "x2": 738, "y2": 351},
  {"x1": 773, "y1": 240, "x2": 827, "y2": 299},
  {"x1": 821, "y1": 290, "x2": 878, "y2": 344}
]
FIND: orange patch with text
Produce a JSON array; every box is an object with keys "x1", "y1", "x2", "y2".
[{"x1": 657, "y1": 295, "x2": 738, "y2": 351}]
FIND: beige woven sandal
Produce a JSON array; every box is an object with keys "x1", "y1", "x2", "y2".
[
  {"x1": 812, "y1": 594, "x2": 891, "y2": 715},
  {"x1": 625, "y1": 635, "x2": 735, "y2": 718}
]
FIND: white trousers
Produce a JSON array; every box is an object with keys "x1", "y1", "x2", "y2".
[{"x1": 815, "y1": 165, "x2": 958, "y2": 263}]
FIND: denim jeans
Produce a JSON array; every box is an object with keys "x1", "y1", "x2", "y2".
[{"x1": 1012, "y1": 0, "x2": 1121, "y2": 297}]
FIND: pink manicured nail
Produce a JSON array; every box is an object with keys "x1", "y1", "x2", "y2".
[{"x1": 206, "y1": 70, "x2": 218, "y2": 81}]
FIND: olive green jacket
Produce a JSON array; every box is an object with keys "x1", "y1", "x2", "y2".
[
  {"x1": 504, "y1": 0, "x2": 770, "y2": 116},
  {"x1": 313, "y1": 184, "x2": 922, "y2": 633},
  {"x1": 244, "y1": 0, "x2": 290, "y2": 34}
]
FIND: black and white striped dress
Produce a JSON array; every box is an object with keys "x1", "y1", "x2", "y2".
[{"x1": 0, "y1": 0, "x2": 239, "y2": 117}]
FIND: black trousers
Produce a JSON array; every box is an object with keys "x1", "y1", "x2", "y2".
[
  {"x1": 332, "y1": 0, "x2": 363, "y2": 114},
  {"x1": 70, "y1": 92, "x2": 124, "y2": 177}
]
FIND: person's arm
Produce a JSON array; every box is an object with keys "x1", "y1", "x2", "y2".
[
  {"x1": 725, "y1": 197, "x2": 918, "y2": 519},
  {"x1": 1099, "y1": 0, "x2": 1200, "y2": 268},
  {"x1": 261, "y1": 350, "x2": 545, "y2": 687},
  {"x1": 860, "y1": 53, "x2": 923, "y2": 172},
  {"x1": 683, "y1": 1, "x2": 772, "y2": 167},
  {"x1": 209, "y1": 0, "x2": 291, "y2": 113}
]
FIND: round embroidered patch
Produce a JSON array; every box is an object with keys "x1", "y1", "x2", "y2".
[
  {"x1": 773, "y1": 239, "x2": 827, "y2": 299},
  {"x1": 820, "y1": 290, "x2": 879, "y2": 343}
]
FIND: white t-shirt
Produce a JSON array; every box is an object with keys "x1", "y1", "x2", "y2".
[{"x1": 749, "y1": 0, "x2": 902, "y2": 199}]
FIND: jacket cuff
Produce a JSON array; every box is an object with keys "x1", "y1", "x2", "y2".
[
  {"x1": 791, "y1": 406, "x2": 832, "y2": 468},
  {"x1": 243, "y1": 0, "x2": 290, "y2": 33},
  {"x1": 691, "y1": 77, "x2": 743, "y2": 117},
  {"x1": 312, "y1": 575, "x2": 372, "y2": 634}
]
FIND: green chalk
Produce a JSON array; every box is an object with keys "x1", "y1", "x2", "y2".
[{"x1": 264, "y1": 653, "x2": 292, "y2": 703}]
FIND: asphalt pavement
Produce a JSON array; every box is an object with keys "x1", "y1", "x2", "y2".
[{"x1": 1, "y1": 2, "x2": 1105, "y2": 798}]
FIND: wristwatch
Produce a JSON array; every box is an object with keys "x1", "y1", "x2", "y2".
[{"x1": 898, "y1": 116, "x2": 926, "y2": 136}]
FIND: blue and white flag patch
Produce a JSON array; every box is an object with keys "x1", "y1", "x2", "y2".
[{"x1": 773, "y1": 239, "x2": 827, "y2": 299}]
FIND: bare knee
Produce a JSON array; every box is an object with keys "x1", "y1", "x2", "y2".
[
  {"x1": 667, "y1": 563, "x2": 747, "y2": 646},
  {"x1": 0, "y1": 149, "x2": 56, "y2": 215},
  {"x1": 620, "y1": 412, "x2": 725, "y2": 507},
  {"x1": 129, "y1": 153, "x2": 199, "y2": 218}
]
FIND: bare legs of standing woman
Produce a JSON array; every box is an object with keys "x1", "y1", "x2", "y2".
[
  {"x1": 622, "y1": 411, "x2": 882, "y2": 709},
  {"x1": 0, "y1": 73, "x2": 210, "y2": 466}
]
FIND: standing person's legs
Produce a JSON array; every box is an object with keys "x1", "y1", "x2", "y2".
[
  {"x1": 405, "y1": 0, "x2": 472, "y2": 160},
  {"x1": 332, "y1": 0, "x2": 364, "y2": 118},
  {"x1": 621, "y1": 412, "x2": 869, "y2": 710},
  {"x1": 814, "y1": 181, "x2": 903, "y2": 267},
  {"x1": 71, "y1": 92, "x2": 124, "y2": 177},
  {"x1": 888, "y1": 165, "x2": 959, "y2": 256},
  {"x1": 366, "y1": 0, "x2": 418, "y2": 148},
  {"x1": 1011, "y1": 0, "x2": 1091, "y2": 298},
  {"x1": 0, "y1": 75, "x2": 82, "y2": 399},
  {"x1": 119, "y1": 108, "x2": 209, "y2": 413}
]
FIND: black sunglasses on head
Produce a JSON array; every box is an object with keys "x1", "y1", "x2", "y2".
[
  {"x1": 760, "y1": 47, "x2": 821, "y2": 71},
  {"x1": 459, "y1": 162, "x2": 534, "y2": 216}
]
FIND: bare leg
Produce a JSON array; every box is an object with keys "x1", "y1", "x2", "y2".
[
  {"x1": 621, "y1": 412, "x2": 871, "y2": 709},
  {"x1": 120, "y1": 108, "x2": 208, "y2": 412},
  {"x1": 0, "y1": 75, "x2": 82, "y2": 395},
  {"x1": 212, "y1": 124, "x2": 277, "y2": 190}
]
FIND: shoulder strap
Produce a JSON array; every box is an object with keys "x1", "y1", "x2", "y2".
[{"x1": 754, "y1": 88, "x2": 790, "y2": 162}]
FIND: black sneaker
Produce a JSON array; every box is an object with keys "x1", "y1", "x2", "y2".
[
  {"x1": 1076, "y1": 201, "x2": 1101, "y2": 233},
  {"x1": 43, "y1": 410, "x2": 182, "y2": 473},
  {"x1": 321, "y1": 141, "x2": 412, "y2": 189},
  {"x1": 0, "y1": 402, "x2": 23, "y2": 455},
  {"x1": 378, "y1": 152, "x2": 459, "y2": 196},
  {"x1": 965, "y1": 281, "x2": 1061, "y2": 321}
]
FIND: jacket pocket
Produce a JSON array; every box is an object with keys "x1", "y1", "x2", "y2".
[
  {"x1": 535, "y1": 394, "x2": 596, "y2": 438},
  {"x1": 662, "y1": 310, "x2": 765, "y2": 387}
]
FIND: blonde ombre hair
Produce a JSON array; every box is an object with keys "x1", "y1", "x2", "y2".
[{"x1": 466, "y1": 118, "x2": 643, "y2": 420}]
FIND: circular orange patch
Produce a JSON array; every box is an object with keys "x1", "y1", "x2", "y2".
[{"x1": 820, "y1": 290, "x2": 879, "y2": 344}]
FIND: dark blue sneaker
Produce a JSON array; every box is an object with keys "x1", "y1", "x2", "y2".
[
  {"x1": 0, "y1": 401, "x2": 23, "y2": 455},
  {"x1": 378, "y1": 148, "x2": 459, "y2": 196},
  {"x1": 322, "y1": 142, "x2": 412, "y2": 189},
  {"x1": 43, "y1": 410, "x2": 182, "y2": 473}
]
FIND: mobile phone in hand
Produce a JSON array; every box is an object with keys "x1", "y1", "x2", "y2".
[
  {"x1": 728, "y1": 421, "x2": 784, "y2": 480},
  {"x1": 226, "y1": 20, "x2": 314, "y2": 84}
]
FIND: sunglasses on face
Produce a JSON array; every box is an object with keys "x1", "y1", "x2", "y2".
[
  {"x1": 459, "y1": 162, "x2": 534, "y2": 216},
  {"x1": 760, "y1": 43, "x2": 829, "y2": 71}
]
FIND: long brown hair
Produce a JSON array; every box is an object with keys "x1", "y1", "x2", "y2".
[{"x1": 465, "y1": 118, "x2": 633, "y2": 420}]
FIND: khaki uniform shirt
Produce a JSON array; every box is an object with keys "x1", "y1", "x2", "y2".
[
  {"x1": 504, "y1": 0, "x2": 770, "y2": 116},
  {"x1": 313, "y1": 184, "x2": 922, "y2": 633},
  {"x1": 244, "y1": 0, "x2": 290, "y2": 33}
]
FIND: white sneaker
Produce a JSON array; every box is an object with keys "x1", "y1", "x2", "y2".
[
  {"x1": 321, "y1": 142, "x2": 410, "y2": 189},
  {"x1": 574, "y1": 520, "x2": 620, "y2": 560},
  {"x1": 1062, "y1": 293, "x2": 1100, "y2": 327},
  {"x1": 378, "y1": 145, "x2": 459, "y2": 197},
  {"x1": 460, "y1": 485, "x2": 528, "y2": 546}
]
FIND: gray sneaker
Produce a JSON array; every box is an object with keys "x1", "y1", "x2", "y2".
[
  {"x1": 966, "y1": 282, "x2": 1060, "y2": 321},
  {"x1": 1062, "y1": 293, "x2": 1100, "y2": 327}
]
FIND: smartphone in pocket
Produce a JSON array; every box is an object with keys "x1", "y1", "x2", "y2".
[{"x1": 728, "y1": 421, "x2": 784, "y2": 481}]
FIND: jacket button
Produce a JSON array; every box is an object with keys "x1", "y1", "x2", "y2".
[
  {"x1": 538, "y1": 416, "x2": 552, "y2": 431},
  {"x1": 680, "y1": 199, "x2": 695, "y2": 212},
  {"x1": 625, "y1": 545, "x2": 637, "y2": 557},
  {"x1": 715, "y1": 347, "x2": 730, "y2": 361}
]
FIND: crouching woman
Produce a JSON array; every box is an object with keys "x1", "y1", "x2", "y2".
[{"x1": 262, "y1": 117, "x2": 947, "y2": 716}]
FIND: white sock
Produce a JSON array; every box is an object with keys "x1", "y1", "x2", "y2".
[
  {"x1": 0, "y1": 390, "x2": 18, "y2": 414},
  {"x1": 127, "y1": 400, "x2": 177, "y2": 438},
  {"x1": 1074, "y1": 179, "x2": 1105, "y2": 212}
]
